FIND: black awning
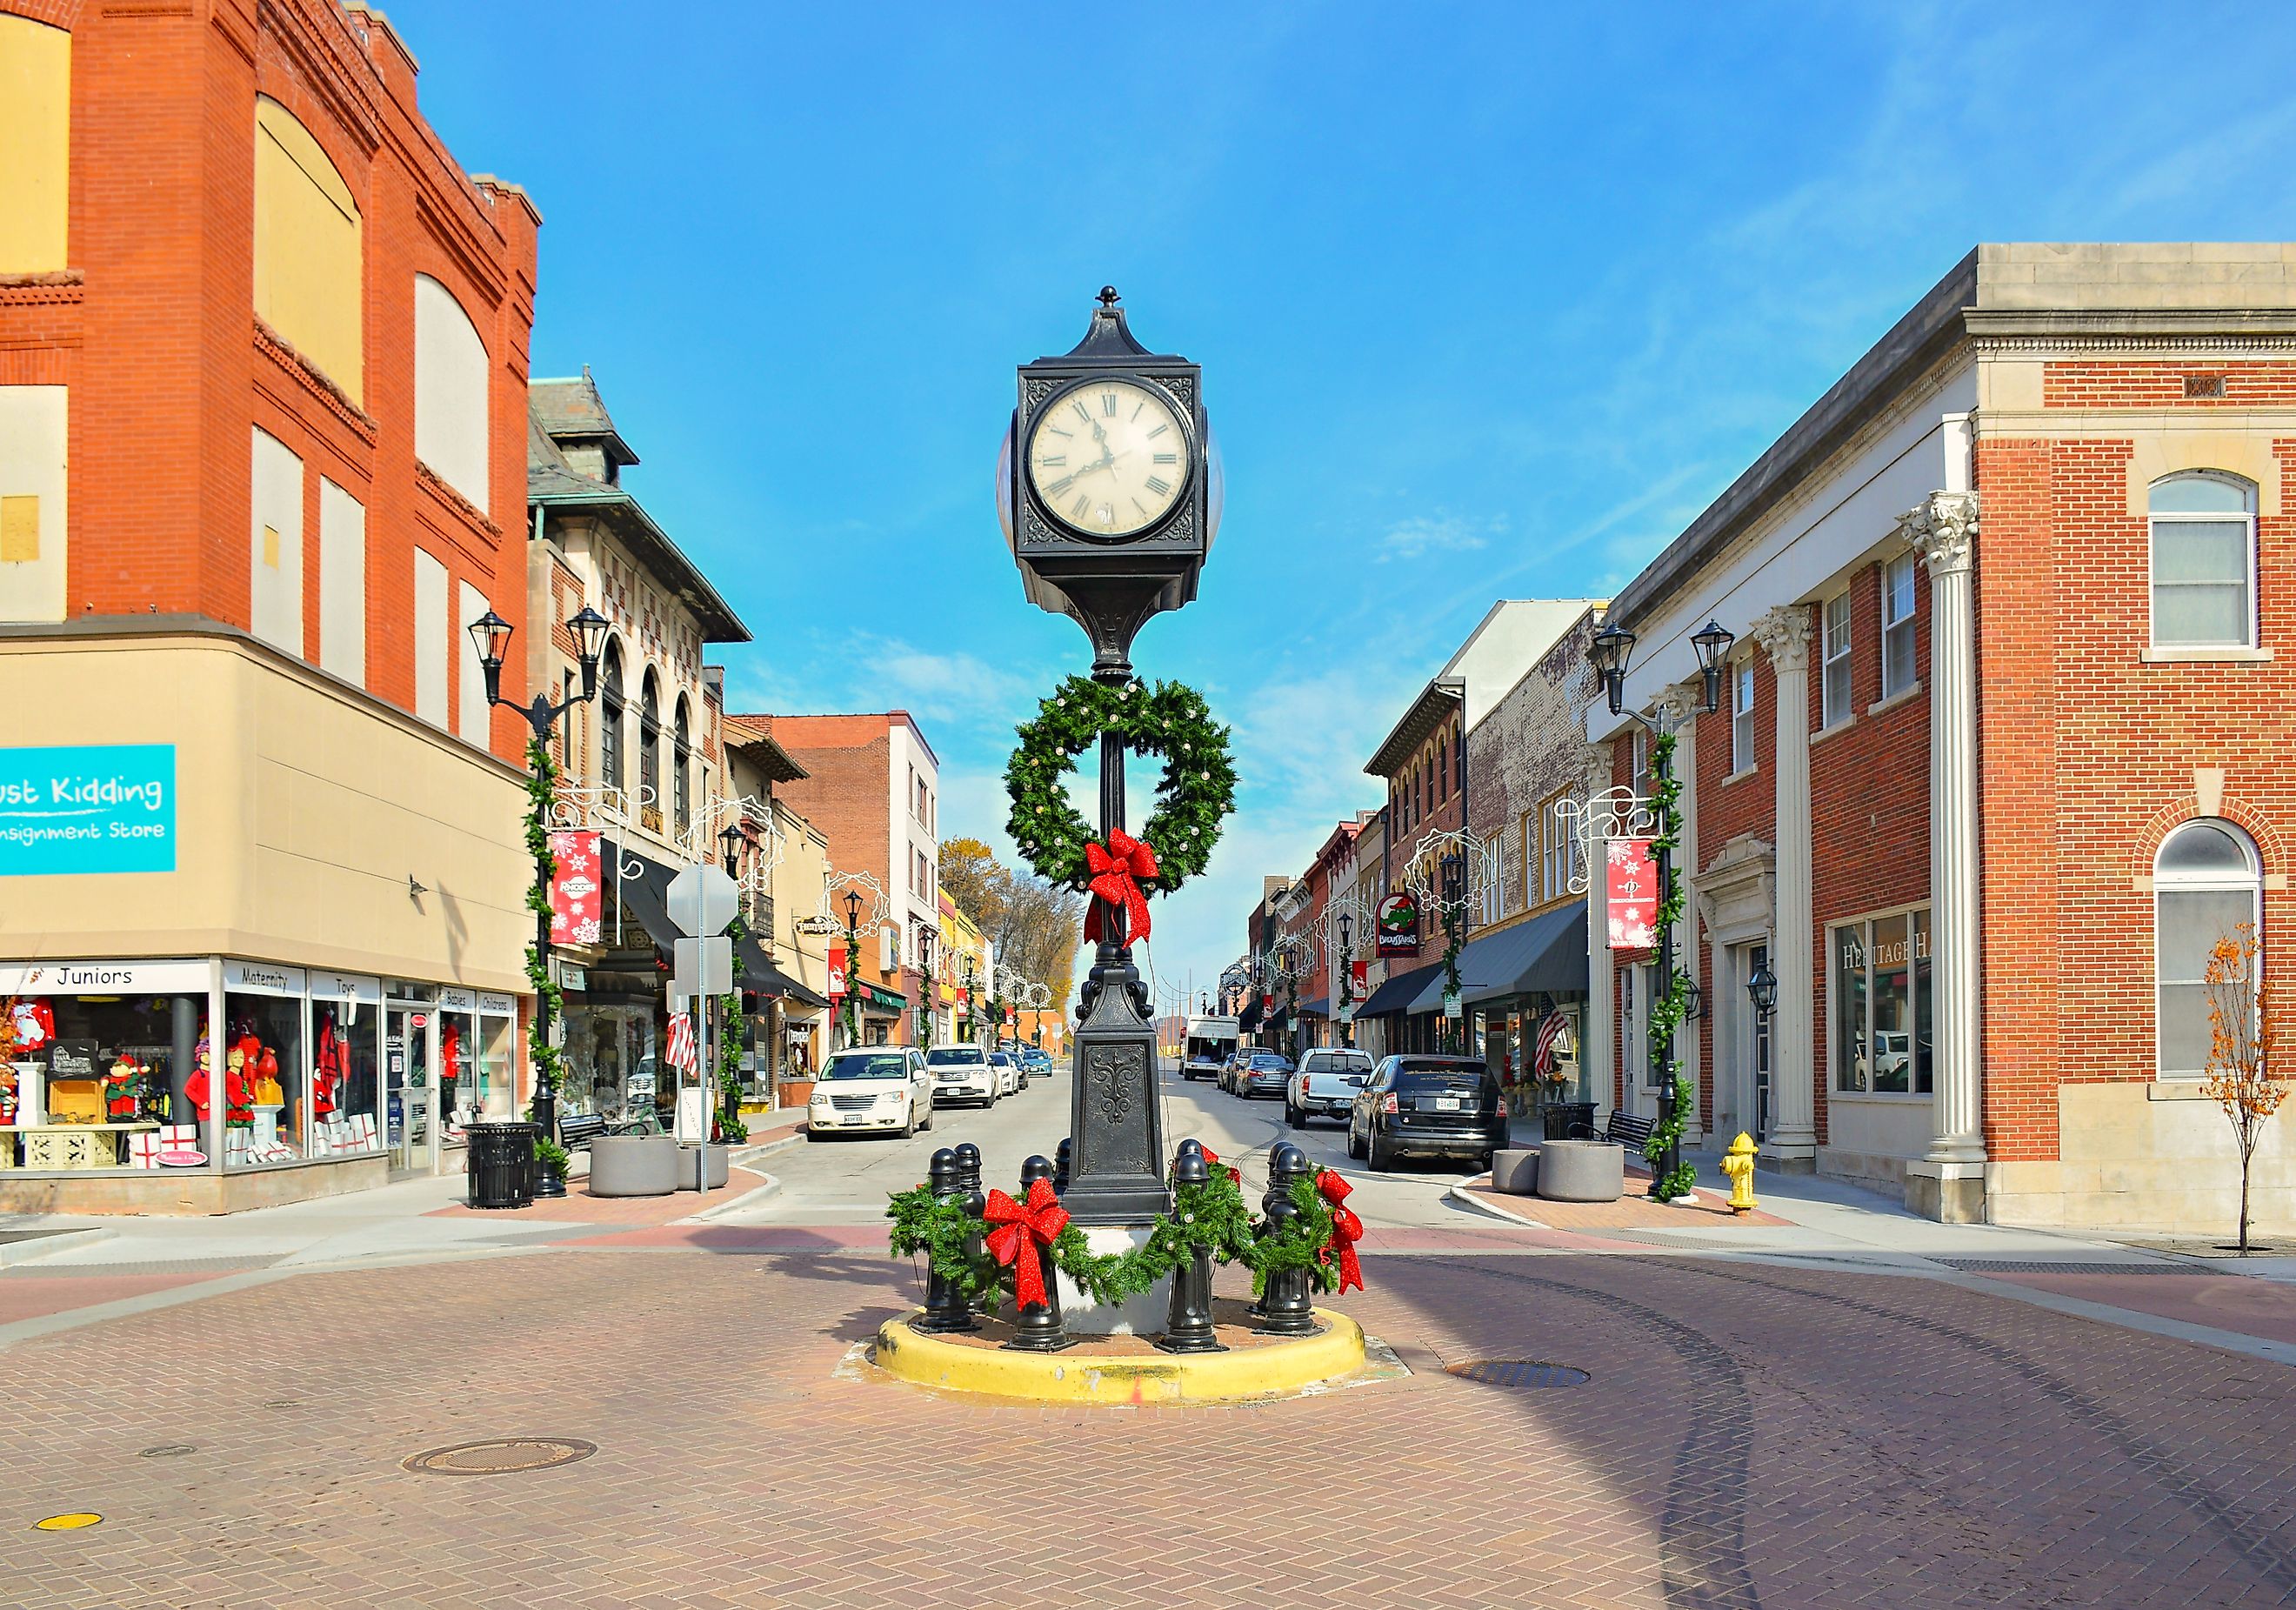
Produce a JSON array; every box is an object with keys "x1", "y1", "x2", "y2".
[
  {"x1": 602, "y1": 839, "x2": 679, "y2": 961},
  {"x1": 1299, "y1": 999, "x2": 1328, "y2": 1019},
  {"x1": 1460, "y1": 903, "x2": 1590, "y2": 1005},
  {"x1": 1357, "y1": 962, "x2": 1443, "y2": 1017},
  {"x1": 736, "y1": 934, "x2": 830, "y2": 1007},
  {"x1": 1238, "y1": 999, "x2": 1264, "y2": 1031}
]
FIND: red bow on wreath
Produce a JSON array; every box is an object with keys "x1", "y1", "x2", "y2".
[
  {"x1": 983, "y1": 1177, "x2": 1071, "y2": 1313},
  {"x1": 1082, "y1": 829, "x2": 1160, "y2": 946},
  {"x1": 1198, "y1": 1144, "x2": 1244, "y2": 1189},
  {"x1": 1315, "y1": 1168, "x2": 1365, "y2": 1294}
]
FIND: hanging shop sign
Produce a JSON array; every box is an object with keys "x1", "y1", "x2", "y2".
[
  {"x1": 0, "y1": 744, "x2": 176, "y2": 877},
  {"x1": 549, "y1": 830, "x2": 604, "y2": 945},
  {"x1": 1605, "y1": 838, "x2": 1657, "y2": 952},
  {"x1": 0, "y1": 959, "x2": 206, "y2": 995},
  {"x1": 1376, "y1": 892, "x2": 1419, "y2": 958}
]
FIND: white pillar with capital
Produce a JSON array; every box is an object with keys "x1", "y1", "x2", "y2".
[
  {"x1": 1903, "y1": 490, "x2": 1987, "y2": 1221},
  {"x1": 1753, "y1": 604, "x2": 1817, "y2": 1169}
]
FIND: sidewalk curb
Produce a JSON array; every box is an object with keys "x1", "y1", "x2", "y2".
[
  {"x1": 678, "y1": 1173, "x2": 783, "y2": 1224},
  {"x1": 732, "y1": 1128, "x2": 807, "y2": 1167},
  {"x1": 0, "y1": 1226, "x2": 117, "y2": 1267},
  {"x1": 1444, "y1": 1185, "x2": 1548, "y2": 1228}
]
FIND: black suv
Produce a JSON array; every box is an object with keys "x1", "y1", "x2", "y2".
[{"x1": 1346, "y1": 1055, "x2": 1507, "y2": 1172}]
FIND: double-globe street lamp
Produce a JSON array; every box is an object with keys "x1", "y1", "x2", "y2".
[
  {"x1": 1587, "y1": 613, "x2": 1734, "y2": 1194},
  {"x1": 467, "y1": 604, "x2": 612, "y2": 1182},
  {"x1": 840, "y1": 887, "x2": 865, "y2": 1051}
]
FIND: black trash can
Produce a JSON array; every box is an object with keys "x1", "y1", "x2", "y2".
[
  {"x1": 467, "y1": 1120, "x2": 538, "y2": 1210},
  {"x1": 1542, "y1": 1101, "x2": 1596, "y2": 1143}
]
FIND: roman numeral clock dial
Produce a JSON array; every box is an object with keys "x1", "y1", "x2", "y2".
[{"x1": 1026, "y1": 377, "x2": 1189, "y2": 537}]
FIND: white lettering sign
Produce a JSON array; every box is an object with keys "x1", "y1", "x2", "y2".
[{"x1": 224, "y1": 960, "x2": 307, "y2": 997}]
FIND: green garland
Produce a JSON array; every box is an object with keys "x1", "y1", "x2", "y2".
[
  {"x1": 1644, "y1": 731, "x2": 1697, "y2": 1199},
  {"x1": 1004, "y1": 674, "x2": 1238, "y2": 893},
  {"x1": 521, "y1": 737, "x2": 566, "y2": 1122},
  {"x1": 716, "y1": 915, "x2": 749, "y2": 1145},
  {"x1": 885, "y1": 1160, "x2": 1344, "y2": 1316}
]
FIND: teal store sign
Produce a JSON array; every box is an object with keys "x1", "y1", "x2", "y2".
[{"x1": 0, "y1": 745, "x2": 177, "y2": 876}]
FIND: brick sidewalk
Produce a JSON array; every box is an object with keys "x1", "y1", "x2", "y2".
[
  {"x1": 4, "y1": 1240, "x2": 2293, "y2": 1607},
  {"x1": 1459, "y1": 1179, "x2": 1791, "y2": 1231}
]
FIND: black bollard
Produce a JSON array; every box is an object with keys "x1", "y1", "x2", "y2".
[
  {"x1": 913, "y1": 1148, "x2": 981, "y2": 1334},
  {"x1": 1256, "y1": 1142, "x2": 1318, "y2": 1336},
  {"x1": 1156, "y1": 1142, "x2": 1225, "y2": 1354},
  {"x1": 1053, "y1": 1137, "x2": 1071, "y2": 1196},
  {"x1": 954, "y1": 1143, "x2": 989, "y2": 1319},
  {"x1": 1003, "y1": 1154, "x2": 1077, "y2": 1353}
]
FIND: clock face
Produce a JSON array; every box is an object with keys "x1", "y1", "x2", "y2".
[{"x1": 1026, "y1": 377, "x2": 1190, "y2": 537}]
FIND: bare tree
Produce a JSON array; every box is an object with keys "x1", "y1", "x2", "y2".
[
  {"x1": 2203, "y1": 922, "x2": 2287, "y2": 1254},
  {"x1": 938, "y1": 837, "x2": 1084, "y2": 1013}
]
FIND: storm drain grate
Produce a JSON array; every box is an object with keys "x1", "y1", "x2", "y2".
[
  {"x1": 402, "y1": 1437, "x2": 597, "y2": 1476},
  {"x1": 1445, "y1": 1359, "x2": 1591, "y2": 1389},
  {"x1": 1936, "y1": 1259, "x2": 2209, "y2": 1276}
]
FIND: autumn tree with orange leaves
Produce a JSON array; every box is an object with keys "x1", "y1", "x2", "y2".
[{"x1": 2202, "y1": 924, "x2": 2288, "y2": 1253}]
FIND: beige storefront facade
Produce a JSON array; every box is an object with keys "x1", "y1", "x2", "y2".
[{"x1": 0, "y1": 625, "x2": 531, "y2": 1213}]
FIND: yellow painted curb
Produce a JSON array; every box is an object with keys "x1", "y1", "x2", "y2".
[{"x1": 873, "y1": 1310, "x2": 1368, "y2": 1405}]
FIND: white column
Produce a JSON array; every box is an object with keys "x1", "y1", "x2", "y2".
[
  {"x1": 1581, "y1": 743, "x2": 1616, "y2": 1116},
  {"x1": 1754, "y1": 604, "x2": 1817, "y2": 1167},
  {"x1": 1657, "y1": 685, "x2": 1702, "y2": 1144},
  {"x1": 1907, "y1": 492, "x2": 1986, "y2": 1183}
]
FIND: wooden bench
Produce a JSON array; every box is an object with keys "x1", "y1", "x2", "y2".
[
  {"x1": 1603, "y1": 1110, "x2": 1656, "y2": 1156},
  {"x1": 557, "y1": 1113, "x2": 608, "y2": 1151}
]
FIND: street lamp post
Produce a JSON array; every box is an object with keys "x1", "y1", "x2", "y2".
[
  {"x1": 915, "y1": 927, "x2": 936, "y2": 1050},
  {"x1": 1588, "y1": 615, "x2": 1734, "y2": 1197},
  {"x1": 841, "y1": 888, "x2": 864, "y2": 1051},
  {"x1": 1336, "y1": 912, "x2": 1355, "y2": 1048},
  {"x1": 468, "y1": 605, "x2": 611, "y2": 1186}
]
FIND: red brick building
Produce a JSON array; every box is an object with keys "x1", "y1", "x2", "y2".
[
  {"x1": 1591, "y1": 244, "x2": 2296, "y2": 1233},
  {"x1": 0, "y1": 1, "x2": 544, "y2": 1203}
]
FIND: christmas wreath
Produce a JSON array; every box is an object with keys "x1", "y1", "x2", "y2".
[{"x1": 1004, "y1": 675, "x2": 1238, "y2": 902}]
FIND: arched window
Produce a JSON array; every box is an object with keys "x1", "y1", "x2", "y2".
[
  {"x1": 2155, "y1": 818, "x2": 2262, "y2": 1078},
  {"x1": 2150, "y1": 472, "x2": 2256, "y2": 651},
  {"x1": 413, "y1": 275, "x2": 490, "y2": 514},
  {"x1": 638, "y1": 671, "x2": 662, "y2": 812},
  {"x1": 253, "y1": 97, "x2": 363, "y2": 405},
  {"x1": 672, "y1": 696, "x2": 692, "y2": 839},
  {"x1": 599, "y1": 644, "x2": 624, "y2": 795}
]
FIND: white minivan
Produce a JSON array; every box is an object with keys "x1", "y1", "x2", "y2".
[{"x1": 806, "y1": 1047, "x2": 935, "y2": 1139}]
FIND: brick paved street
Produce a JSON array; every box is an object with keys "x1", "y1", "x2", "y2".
[{"x1": 6, "y1": 1232, "x2": 2294, "y2": 1609}]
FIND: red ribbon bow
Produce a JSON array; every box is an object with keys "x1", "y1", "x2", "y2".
[
  {"x1": 1197, "y1": 1146, "x2": 1245, "y2": 1189},
  {"x1": 1082, "y1": 830, "x2": 1160, "y2": 946},
  {"x1": 983, "y1": 1177, "x2": 1071, "y2": 1313},
  {"x1": 1315, "y1": 1168, "x2": 1365, "y2": 1294}
]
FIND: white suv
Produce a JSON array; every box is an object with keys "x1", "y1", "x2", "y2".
[{"x1": 927, "y1": 1045, "x2": 997, "y2": 1107}]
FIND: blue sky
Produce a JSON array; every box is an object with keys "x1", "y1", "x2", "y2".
[{"x1": 390, "y1": 0, "x2": 2296, "y2": 1000}]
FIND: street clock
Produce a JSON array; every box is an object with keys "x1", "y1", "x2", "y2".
[{"x1": 999, "y1": 288, "x2": 1220, "y2": 671}]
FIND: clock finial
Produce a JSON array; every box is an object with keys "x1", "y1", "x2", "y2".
[{"x1": 1097, "y1": 285, "x2": 1121, "y2": 309}]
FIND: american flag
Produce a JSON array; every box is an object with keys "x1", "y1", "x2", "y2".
[
  {"x1": 1532, "y1": 1010, "x2": 1571, "y2": 1078},
  {"x1": 665, "y1": 1012, "x2": 697, "y2": 1072}
]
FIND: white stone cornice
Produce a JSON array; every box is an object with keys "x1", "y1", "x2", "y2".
[
  {"x1": 1899, "y1": 490, "x2": 1979, "y2": 577},
  {"x1": 1653, "y1": 683, "x2": 1699, "y2": 725},
  {"x1": 1752, "y1": 604, "x2": 1813, "y2": 671}
]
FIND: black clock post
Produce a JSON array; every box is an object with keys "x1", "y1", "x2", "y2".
[{"x1": 1004, "y1": 288, "x2": 1215, "y2": 1228}]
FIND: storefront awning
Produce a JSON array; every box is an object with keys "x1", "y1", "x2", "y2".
[
  {"x1": 735, "y1": 934, "x2": 830, "y2": 1007},
  {"x1": 1460, "y1": 903, "x2": 1590, "y2": 1005},
  {"x1": 1356, "y1": 962, "x2": 1442, "y2": 1018},
  {"x1": 600, "y1": 838, "x2": 679, "y2": 962},
  {"x1": 851, "y1": 979, "x2": 907, "y2": 1015},
  {"x1": 1299, "y1": 998, "x2": 1328, "y2": 1019},
  {"x1": 1238, "y1": 998, "x2": 1263, "y2": 1031}
]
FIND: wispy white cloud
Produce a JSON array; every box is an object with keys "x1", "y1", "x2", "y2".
[{"x1": 1377, "y1": 511, "x2": 1501, "y2": 563}]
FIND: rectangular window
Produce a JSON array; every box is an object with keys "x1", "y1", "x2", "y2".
[
  {"x1": 456, "y1": 580, "x2": 491, "y2": 746},
  {"x1": 412, "y1": 549, "x2": 448, "y2": 727},
  {"x1": 1821, "y1": 591, "x2": 1852, "y2": 726},
  {"x1": 1731, "y1": 661, "x2": 1755, "y2": 772},
  {"x1": 1880, "y1": 554, "x2": 1917, "y2": 698},
  {"x1": 1521, "y1": 809, "x2": 1539, "y2": 912},
  {"x1": 317, "y1": 478, "x2": 365, "y2": 685},
  {"x1": 1831, "y1": 906, "x2": 1932, "y2": 1094},
  {"x1": 1631, "y1": 731, "x2": 1648, "y2": 798},
  {"x1": 250, "y1": 427, "x2": 305, "y2": 657},
  {"x1": 2152, "y1": 515, "x2": 2255, "y2": 648}
]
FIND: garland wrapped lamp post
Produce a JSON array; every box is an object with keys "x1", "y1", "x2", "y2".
[
  {"x1": 468, "y1": 604, "x2": 611, "y2": 1199},
  {"x1": 998, "y1": 287, "x2": 1233, "y2": 1242},
  {"x1": 914, "y1": 926, "x2": 936, "y2": 1051},
  {"x1": 839, "y1": 886, "x2": 864, "y2": 1051},
  {"x1": 1586, "y1": 614, "x2": 1735, "y2": 1200}
]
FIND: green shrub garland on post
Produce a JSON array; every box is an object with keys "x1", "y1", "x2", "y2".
[
  {"x1": 1644, "y1": 731, "x2": 1697, "y2": 1199},
  {"x1": 521, "y1": 737, "x2": 565, "y2": 1121},
  {"x1": 716, "y1": 915, "x2": 749, "y2": 1146},
  {"x1": 886, "y1": 1156, "x2": 1345, "y2": 1314}
]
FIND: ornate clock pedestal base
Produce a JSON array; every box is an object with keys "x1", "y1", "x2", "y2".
[{"x1": 1059, "y1": 942, "x2": 1170, "y2": 1229}]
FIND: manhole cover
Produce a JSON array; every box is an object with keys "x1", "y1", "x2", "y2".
[
  {"x1": 402, "y1": 1438, "x2": 596, "y2": 1476},
  {"x1": 139, "y1": 1445, "x2": 197, "y2": 1459},
  {"x1": 1445, "y1": 1359, "x2": 1591, "y2": 1389}
]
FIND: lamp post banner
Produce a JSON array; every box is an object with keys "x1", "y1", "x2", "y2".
[
  {"x1": 548, "y1": 830, "x2": 603, "y2": 945},
  {"x1": 827, "y1": 946, "x2": 847, "y2": 1001},
  {"x1": 1606, "y1": 837, "x2": 1658, "y2": 951}
]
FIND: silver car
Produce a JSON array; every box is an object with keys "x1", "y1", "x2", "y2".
[{"x1": 1285, "y1": 1047, "x2": 1375, "y2": 1128}]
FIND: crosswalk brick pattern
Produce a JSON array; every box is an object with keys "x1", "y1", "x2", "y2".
[{"x1": 4, "y1": 1246, "x2": 2293, "y2": 1607}]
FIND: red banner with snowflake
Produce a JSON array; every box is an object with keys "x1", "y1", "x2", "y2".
[{"x1": 550, "y1": 831, "x2": 603, "y2": 946}]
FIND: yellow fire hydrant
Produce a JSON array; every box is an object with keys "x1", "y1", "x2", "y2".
[{"x1": 1721, "y1": 1132, "x2": 1759, "y2": 1215}]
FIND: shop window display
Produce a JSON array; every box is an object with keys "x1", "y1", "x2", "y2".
[
  {"x1": 220, "y1": 989, "x2": 305, "y2": 1166},
  {"x1": 3, "y1": 985, "x2": 203, "y2": 1167}
]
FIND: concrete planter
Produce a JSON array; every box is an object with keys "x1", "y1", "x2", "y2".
[
  {"x1": 1491, "y1": 1149, "x2": 1539, "y2": 1195},
  {"x1": 1536, "y1": 1139, "x2": 1625, "y2": 1203},
  {"x1": 588, "y1": 1135, "x2": 678, "y2": 1198},
  {"x1": 677, "y1": 1143, "x2": 731, "y2": 1192}
]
